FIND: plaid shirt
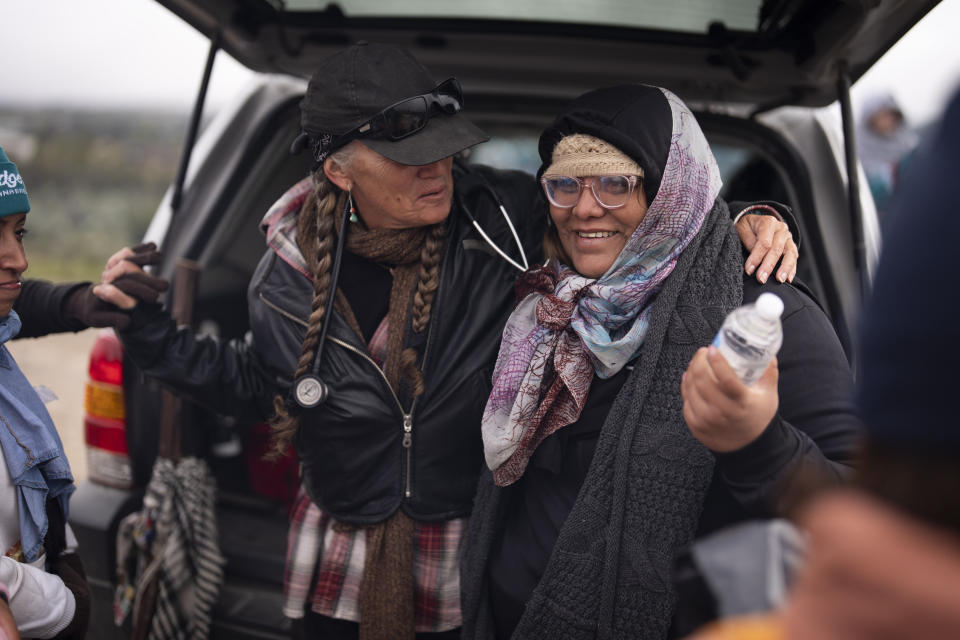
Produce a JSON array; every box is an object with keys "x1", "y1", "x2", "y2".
[
  {"x1": 261, "y1": 176, "x2": 314, "y2": 277},
  {"x1": 282, "y1": 489, "x2": 466, "y2": 631},
  {"x1": 264, "y1": 200, "x2": 467, "y2": 631}
]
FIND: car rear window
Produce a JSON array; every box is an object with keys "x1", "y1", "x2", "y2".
[
  {"x1": 282, "y1": 0, "x2": 762, "y2": 33},
  {"x1": 467, "y1": 128, "x2": 791, "y2": 208}
]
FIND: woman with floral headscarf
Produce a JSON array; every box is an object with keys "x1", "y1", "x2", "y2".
[{"x1": 459, "y1": 85, "x2": 861, "y2": 640}]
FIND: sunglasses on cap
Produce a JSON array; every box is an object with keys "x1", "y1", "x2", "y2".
[{"x1": 334, "y1": 77, "x2": 463, "y2": 147}]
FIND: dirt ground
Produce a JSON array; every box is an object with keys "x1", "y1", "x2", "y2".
[{"x1": 8, "y1": 329, "x2": 99, "y2": 482}]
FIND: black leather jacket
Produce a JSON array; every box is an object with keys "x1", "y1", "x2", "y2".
[{"x1": 120, "y1": 164, "x2": 544, "y2": 524}]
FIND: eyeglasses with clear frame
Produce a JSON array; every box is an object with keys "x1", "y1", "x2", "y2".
[{"x1": 540, "y1": 175, "x2": 642, "y2": 209}]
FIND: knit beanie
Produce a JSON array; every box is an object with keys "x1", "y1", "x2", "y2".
[
  {"x1": 542, "y1": 134, "x2": 644, "y2": 178},
  {"x1": 538, "y1": 85, "x2": 672, "y2": 205},
  {"x1": 0, "y1": 147, "x2": 30, "y2": 218}
]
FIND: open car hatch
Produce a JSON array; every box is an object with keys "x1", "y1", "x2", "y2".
[{"x1": 157, "y1": 0, "x2": 939, "y2": 108}]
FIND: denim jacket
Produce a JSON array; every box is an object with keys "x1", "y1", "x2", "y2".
[{"x1": 0, "y1": 311, "x2": 74, "y2": 563}]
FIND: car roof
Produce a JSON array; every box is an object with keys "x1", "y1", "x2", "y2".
[{"x1": 159, "y1": 0, "x2": 938, "y2": 108}]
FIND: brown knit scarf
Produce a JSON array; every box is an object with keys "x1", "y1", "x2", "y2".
[
  {"x1": 303, "y1": 204, "x2": 443, "y2": 640},
  {"x1": 340, "y1": 217, "x2": 431, "y2": 400}
]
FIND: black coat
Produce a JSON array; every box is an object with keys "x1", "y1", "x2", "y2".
[
  {"x1": 120, "y1": 164, "x2": 544, "y2": 523},
  {"x1": 465, "y1": 237, "x2": 861, "y2": 640}
]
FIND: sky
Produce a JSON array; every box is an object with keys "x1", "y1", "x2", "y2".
[
  {"x1": 5, "y1": 1, "x2": 255, "y2": 113},
  {"x1": 5, "y1": 0, "x2": 960, "y2": 127}
]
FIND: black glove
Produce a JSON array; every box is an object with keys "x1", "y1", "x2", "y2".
[
  {"x1": 112, "y1": 242, "x2": 170, "y2": 304},
  {"x1": 111, "y1": 271, "x2": 170, "y2": 305},
  {"x1": 125, "y1": 242, "x2": 163, "y2": 269},
  {"x1": 114, "y1": 243, "x2": 169, "y2": 303},
  {"x1": 63, "y1": 284, "x2": 131, "y2": 330},
  {"x1": 62, "y1": 243, "x2": 169, "y2": 330}
]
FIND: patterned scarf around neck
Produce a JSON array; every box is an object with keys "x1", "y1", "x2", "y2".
[{"x1": 482, "y1": 88, "x2": 723, "y2": 486}]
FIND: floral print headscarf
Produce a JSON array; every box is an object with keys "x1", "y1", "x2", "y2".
[{"x1": 482, "y1": 87, "x2": 722, "y2": 486}]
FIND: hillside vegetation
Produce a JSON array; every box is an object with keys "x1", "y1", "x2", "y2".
[{"x1": 0, "y1": 108, "x2": 188, "y2": 281}]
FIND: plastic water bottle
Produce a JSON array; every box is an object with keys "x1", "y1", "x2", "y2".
[{"x1": 712, "y1": 292, "x2": 784, "y2": 385}]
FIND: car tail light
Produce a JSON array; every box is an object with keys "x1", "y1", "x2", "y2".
[{"x1": 84, "y1": 329, "x2": 132, "y2": 489}]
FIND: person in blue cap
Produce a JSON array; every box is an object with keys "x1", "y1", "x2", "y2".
[{"x1": 0, "y1": 147, "x2": 89, "y2": 639}]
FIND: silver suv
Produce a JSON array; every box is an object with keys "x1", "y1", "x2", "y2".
[{"x1": 70, "y1": 1, "x2": 935, "y2": 637}]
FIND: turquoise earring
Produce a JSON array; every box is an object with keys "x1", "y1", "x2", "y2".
[{"x1": 348, "y1": 192, "x2": 358, "y2": 223}]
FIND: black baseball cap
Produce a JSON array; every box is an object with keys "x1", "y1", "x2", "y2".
[{"x1": 294, "y1": 42, "x2": 489, "y2": 166}]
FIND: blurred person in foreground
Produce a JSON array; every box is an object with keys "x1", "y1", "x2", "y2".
[
  {"x1": 458, "y1": 84, "x2": 859, "y2": 640},
  {"x1": 686, "y1": 87, "x2": 960, "y2": 640},
  {"x1": 91, "y1": 43, "x2": 798, "y2": 640},
  {"x1": 856, "y1": 91, "x2": 917, "y2": 218},
  {"x1": 0, "y1": 147, "x2": 87, "y2": 639},
  {"x1": 784, "y1": 81, "x2": 960, "y2": 640}
]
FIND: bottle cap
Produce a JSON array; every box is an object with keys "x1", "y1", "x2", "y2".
[{"x1": 755, "y1": 292, "x2": 784, "y2": 320}]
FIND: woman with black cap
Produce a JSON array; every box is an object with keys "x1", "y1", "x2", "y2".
[
  {"x1": 458, "y1": 85, "x2": 860, "y2": 640},
  {"x1": 98, "y1": 46, "x2": 797, "y2": 639}
]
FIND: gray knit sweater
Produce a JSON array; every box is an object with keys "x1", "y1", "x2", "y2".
[{"x1": 460, "y1": 197, "x2": 744, "y2": 640}]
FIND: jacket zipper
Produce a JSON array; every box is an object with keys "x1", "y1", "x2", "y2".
[
  {"x1": 403, "y1": 253, "x2": 444, "y2": 496},
  {"x1": 328, "y1": 336, "x2": 418, "y2": 498},
  {"x1": 328, "y1": 288, "x2": 442, "y2": 499},
  {"x1": 402, "y1": 414, "x2": 413, "y2": 496},
  {"x1": 260, "y1": 282, "x2": 439, "y2": 500}
]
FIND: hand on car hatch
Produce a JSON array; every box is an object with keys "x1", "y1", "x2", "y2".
[
  {"x1": 735, "y1": 213, "x2": 798, "y2": 284},
  {"x1": 93, "y1": 242, "x2": 169, "y2": 310}
]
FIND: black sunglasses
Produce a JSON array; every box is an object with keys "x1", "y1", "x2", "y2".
[{"x1": 333, "y1": 77, "x2": 463, "y2": 148}]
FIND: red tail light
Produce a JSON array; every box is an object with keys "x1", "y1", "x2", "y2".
[{"x1": 84, "y1": 329, "x2": 132, "y2": 489}]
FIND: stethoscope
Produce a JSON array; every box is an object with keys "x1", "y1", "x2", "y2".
[
  {"x1": 291, "y1": 196, "x2": 353, "y2": 409},
  {"x1": 459, "y1": 176, "x2": 530, "y2": 274},
  {"x1": 290, "y1": 177, "x2": 528, "y2": 410}
]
